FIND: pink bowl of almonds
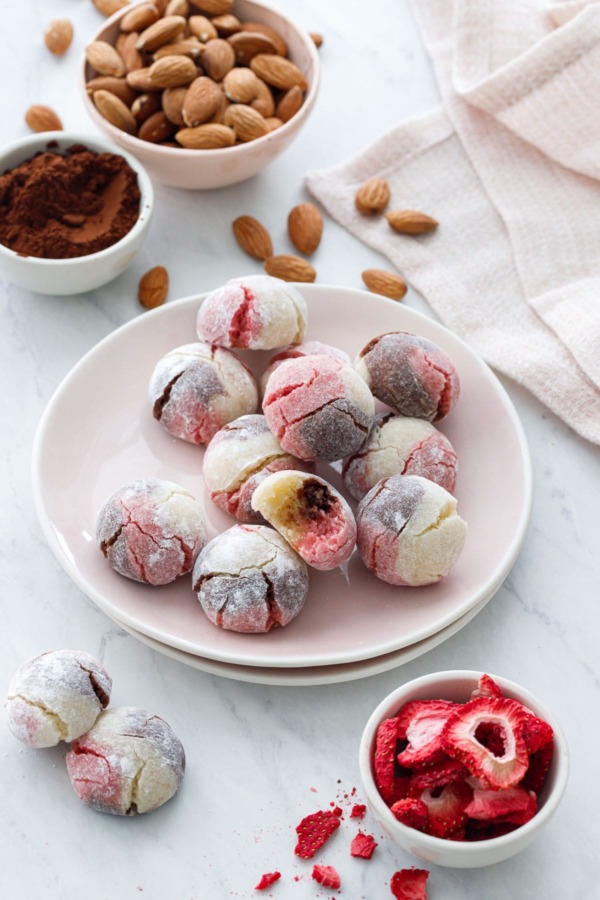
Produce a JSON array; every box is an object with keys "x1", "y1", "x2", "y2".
[{"x1": 80, "y1": 0, "x2": 320, "y2": 189}]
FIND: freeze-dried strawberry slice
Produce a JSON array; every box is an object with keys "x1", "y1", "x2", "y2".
[
  {"x1": 522, "y1": 714, "x2": 554, "y2": 754},
  {"x1": 312, "y1": 865, "x2": 341, "y2": 889},
  {"x1": 522, "y1": 740, "x2": 554, "y2": 794},
  {"x1": 255, "y1": 871, "x2": 281, "y2": 890},
  {"x1": 350, "y1": 803, "x2": 366, "y2": 819},
  {"x1": 390, "y1": 868, "x2": 429, "y2": 899},
  {"x1": 350, "y1": 831, "x2": 378, "y2": 859},
  {"x1": 410, "y1": 779, "x2": 473, "y2": 838},
  {"x1": 465, "y1": 785, "x2": 537, "y2": 825},
  {"x1": 390, "y1": 798, "x2": 429, "y2": 832},
  {"x1": 471, "y1": 674, "x2": 504, "y2": 700},
  {"x1": 474, "y1": 722, "x2": 505, "y2": 758},
  {"x1": 294, "y1": 810, "x2": 341, "y2": 858},
  {"x1": 408, "y1": 758, "x2": 468, "y2": 790},
  {"x1": 374, "y1": 717, "x2": 410, "y2": 803},
  {"x1": 441, "y1": 698, "x2": 529, "y2": 789},
  {"x1": 396, "y1": 701, "x2": 458, "y2": 769}
]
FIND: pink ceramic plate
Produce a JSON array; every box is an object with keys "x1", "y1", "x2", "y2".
[{"x1": 32, "y1": 286, "x2": 531, "y2": 668}]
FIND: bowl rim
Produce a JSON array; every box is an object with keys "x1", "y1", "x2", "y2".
[
  {"x1": 358, "y1": 669, "x2": 570, "y2": 854},
  {"x1": 80, "y1": 0, "x2": 321, "y2": 159},
  {"x1": 0, "y1": 130, "x2": 154, "y2": 267}
]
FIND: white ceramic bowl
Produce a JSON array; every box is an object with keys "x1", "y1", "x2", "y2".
[
  {"x1": 80, "y1": 0, "x2": 320, "y2": 189},
  {"x1": 0, "y1": 131, "x2": 153, "y2": 296},
  {"x1": 359, "y1": 670, "x2": 569, "y2": 868}
]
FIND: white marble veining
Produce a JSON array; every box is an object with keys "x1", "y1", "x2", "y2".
[{"x1": 0, "y1": 1, "x2": 598, "y2": 898}]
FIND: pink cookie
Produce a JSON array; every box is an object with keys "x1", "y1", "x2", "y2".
[
  {"x1": 262, "y1": 354, "x2": 374, "y2": 462},
  {"x1": 357, "y1": 474, "x2": 467, "y2": 586},
  {"x1": 66, "y1": 706, "x2": 185, "y2": 816},
  {"x1": 203, "y1": 414, "x2": 314, "y2": 524},
  {"x1": 149, "y1": 342, "x2": 258, "y2": 445},
  {"x1": 196, "y1": 274, "x2": 307, "y2": 350},
  {"x1": 343, "y1": 413, "x2": 458, "y2": 501},
  {"x1": 96, "y1": 478, "x2": 206, "y2": 585},
  {"x1": 192, "y1": 524, "x2": 308, "y2": 633},
  {"x1": 251, "y1": 471, "x2": 356, "y2": 571},
  {"x1": 355, "y1": 332, "x2": 460, "y2": 423},
  {"x1": 5, "y1": 650, "x2": 111, "y2": 748},
  {"x1": 259, "y1": 340, "x2": 352, "y2": 394}
]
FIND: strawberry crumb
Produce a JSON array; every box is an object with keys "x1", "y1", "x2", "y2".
[
  {"x1": 350, "y1": 804, "x2": 366, "y2": 819},
  {"x1": 350, "y1": 831, "x2": 378, "y2": 859},
  {"x1": 255, "y1": 872, "x2": 281, "y2": 891}
]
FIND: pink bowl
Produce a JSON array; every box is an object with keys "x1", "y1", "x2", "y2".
[{"x1": 80, "y1": 0, "x2": 320, "y2": 189}]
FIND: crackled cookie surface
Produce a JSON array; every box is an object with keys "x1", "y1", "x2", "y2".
[
  {"x1": 357, "y1": 474, "x2": 467, "y2": 586},
  {"x1": 263, "y1": 354, "x2": 374, "y2": 462},
  {"x1": 192, "y1": 524, "x2": 308, "y2": 633},
  {"x1": 196, "y1": 274, "x2": 307, "y2": 350},
  {"x1": 251, "y1": 471, "x2": 357, "y2": 571},
  {"x1": 5, "y1": 650, "x2": 112, "y2": 748},
  {"x1": 96, "y1": 478, "x2": 206, "y2": 586},
  {"x1": 355, "y1": 332, "x2": 460, "y2": 423},
  {"x1": 343, "y1": 413, "x2": 458, "y2": 500},
  {"x1": 203, "y1": 415, "x2": 313, "y2": 524},
  {"x1": 149, "y1": 342, "x2": 258, "y2": 445},
  {"x1": 66, "y1": 706, "x2": 185, "y2": 816},
  {"x1": 260, "y1": 340, "x2": 351, "y2": 394}
]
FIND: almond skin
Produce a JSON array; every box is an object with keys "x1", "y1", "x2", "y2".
[
  {"x1": 138, "y1": 110, "x2": 177, "y2": 142},
  {"x1": 136, "y1": 16, "x2": 187, "y2": 51},
  {"x1": 223, "y1": 104, "x2": 268, "y2": 142},
  {"x1": 132, "y1": 92, "x2": 163, "y2": 123},
  {"x1": 228, "y1": 30, "x2": 278, "y2": 64},
  {"x1": 148, "y1": 54, "x2": 197, "y2": 88},
  {"x1": 240, "y1": 21, "x2": 287, "y2": 56},
  {"x1": 139, "y1": 266, "x2": 169, "y2": 309},
  {"x1": 86, "y1": 76, "x2": 137, "y2": 106},
  {"x1": 183, "y1": 76, "x2": 222, "y2": 126},
  {"x1": 309, "y1": 32, "x2": 324, "y2": 48},
  {"x1": 362, "y1": 269, "x2": 407, "y2": 301},
  {"x1": 165, "y1": 0, "x2": 189, "y2": 15},
  {"x1": 188, "y1": 15, "x2": 217, "y2": 42},
  {"x1": 201, "y1": 38, "x2": 235, "y2": 81},
  {"x1": 250, "y1": 54, "x2": 307, "y2": 91},
  {"x1": 153, "y1": 38, "x2": 203, "y2": 59},
  {"x1": 232, "y1": 216, "x2": 273, "y2": 261},
  {"x1": 162, "y1": 86, "x2": 188, "y2": 125},
  {"x1": 250, "y1": 78, "x2": 275, "y2": 117},
  {"x1": 175, "y1": 123, "x2": 236, "y2": 148},
  {"x1": 223, "y1": 67, "x2": 260, "y2": 103},
  {"x1": 386, "y1": 210, "x2": 439, "y2": 234},
  {"x1": 44, "y1": 19, "x2": 73, "y2": 55},
  {"x1": 264, "y1": 254, "x2": 316, "y2": 283},
  {"x1": 93, "y1": 90, "x2": 137, "y2": 134},
  {"x1": 355, "y1": 177, "x2": 390, "y2": 215},
  {"x1": 92, "y1": 0, "x2": 130, "y2": 16},
  {"x1": 119, "y1": 31, "x2": 144, "y2": 72},
  {"x1": 275, "y1": 85, "x2": 303, "y2": 123},
  {"x1": 288, "y1": 203, "x2": 323, "y2": 256},
  {"x1": 126, "y1": 67, "x2": 160, "y2": 91},
  {"x1": 189, "y1": 0, "x2": 233, "y2": 14},
  {"x1": 86, "y1": 41, "x2": 126, "y2": 77},
  {"x1": 120, "y1": 3, "x2": 159, "y2": 33},
  {"x1": 212, "y1": 14, "x2": 241, "y2": 36},
  {"x1": 25, "y1": 105, "x2": 63, "y2": 133}
]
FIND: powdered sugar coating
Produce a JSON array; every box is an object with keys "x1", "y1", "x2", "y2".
[
  {"x1": 251, "y1": 470, "x2": 357, "y2": 570},
  {"x1": 192, "y1": 524, "x2": 308, "y2": 633},
  {"x1": 149, "y1": 342, "x2": 258, "y2": 445},
  {"x1": 203, "y1": 414, "x2": 313, "y2": 523},
  {"x1": 96, "y1": 478, "x2": 206, "y2": 585},
  {"x1": 357, "y1": 474, "x2": 467, "y2": 586},
  {"x1": 263, "y1": 354, "x2": 375, "y2": 461},
  {"x1": 343, "y1": 414, "x2": 458, "y2": 500},
  {"x1": 355, "y1": 332, "x2": 460, "y2": 423},
  {"x1": 66, "y1": 706, "x2": 185, "y2": 816},
  {"x1": 260, "y1": 341, "x2": 352, "y2": 394},
  {"x1": 196, "y1": 275, "x2": 308, "y2": 350},
  {"x1": 5, "y1": 650, "x2": 112, "y2": 748}
]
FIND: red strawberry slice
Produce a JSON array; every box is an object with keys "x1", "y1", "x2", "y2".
[
  {"x1": 350, "y1": 831, "x2": 378, "y2": 859},
  {"x1": 522, "y1": 740, "x2": 554, "y2": 794},
  {"x1": 312, "y1": 865, "x2": 341, "y2": 889},
  {"x1": 522, "y1": 714, "x2": 553, "y2": 754},
  {"x1": 294, "y1": 810, "x2": 341, "y2": 859},
  {"x1": 410, "y1": 779, "x2": 473, "y2": 838},
  {"x1": 349, "y1": 803, "x2": 366, "y2": 819},
  {"x1": 408, "y1": 758, "x2": 468, "y2": 790},
  {"x1": 396, "y1": 700, "x2": 458, "y2": 769},
  {"x1": 471, "y1": 674, "x2": 504, "y2": 700},
  {"x1": 374, "y1": 717, "x2": 410, "y2": 803},
  {"x1": 473, "y1": 721, "x2": 506, "y2": 758},
  {"x1": 255, "y1": 871, "x2": 281, "y2": 890},
  {"x1": 390, "y1": 868, "x2": 429, "y2": 900},
  {"x1": 390, "y1": 798, "x2": 429, "y2": 832},
  {"x1": 441, "y1": 697, "x2": 529, "y2": 789},
  {"x1": 465, "y1": 784, "x2": 537, "y2": 825}
]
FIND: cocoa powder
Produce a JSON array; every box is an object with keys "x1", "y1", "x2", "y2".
[{"x1": 0, "y1": 143, "x2": 141, "y2": 259}]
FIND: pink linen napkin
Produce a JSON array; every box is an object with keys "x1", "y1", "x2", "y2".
[{"x1": 305, "y1": 0, "x2": 600, "y2": 445}]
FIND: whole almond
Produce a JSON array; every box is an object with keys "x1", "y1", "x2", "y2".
[
  {"x1": 154, "y1": 0, "x2": 169, "y2": 13},
  {"x1": 224, "y1": 104, "x2": 268, "y2": 142},
  {"x1": 264, "y1": 116, "x2": 283, "y2": 132},
  {"x1": 386, "y1": 210, "x2": 439, "y2": 234},
  {"x1": 25, "y1": 105, "x2": 63, "y2": 133},
  {"x1": 165, "y1": 0, "x2": 189, "y2": 14},
  {"x1": 139, "y1": 266, "x2": 169, "y2": 309},
  {"x1": 355, "y1": 177, "x2": 390, "y2": 215},
  {"x1": 44, "y1": 19, "x2": 73, "y2": 55},
  {"x1": 126, "y1": 67, "x2": 160, "y2": 91},
  {"x1": 86, "y1": 41, "x2": 126, "y2": 77},
  {"x1": 212, "y1": 14, "x2": 240, "y2": 36},
  {"x1": 93, "y1": 90, "x2": 137, "y2": 133},
  {"x1": 241, "y1": 21, "x2": 287, "y2": 56},
  {"x1": 250, "y1": 77, "x2": 275, "y2": 117},
  {"x1": 132, "y1": 92, "x2": 163, "y2": 122},
  {"x1": 223, "y1": 67, "x2": 259, "y2": 103},
  {"x1": 136, "y1": 15, "x2": 186, "y2": 51},
  {"x1": 288, "y1": 203, "x2": 323, "y2": 256},
  {"x1": 119, "y1": 31, "x2": 144, "y2": 71},
  {"x1": 162, "y1": 86, "x2": 188, "y2": 124},
  {"x1": 309, "y1": 32, "x2": 324, "y2": 48},
  {"x1": 139, "y1": 111, "x2": 177, "y2": 142},
  {"x1": 175, "y1": 123, "x2": 235, "y2": 148},
  {"x1": 228, "y1": 30, "x2": 278, "y2": 65},
  {"x1": 362, "y1": 269, "x2": 407, "y2": 301},
  {"x1": 188, "y1": 15, "x2": 217, "y2": 42},
  {"x1": 183, "y1": 76, "x2": 222, "y2": 126},
  {"x1": 275, "y1": 85, "x2": 303, "y2": 123},
  {"x1": 202, "y1": 38, "x2": 235, "y2": 81},
  {"x1": 120, "y1": 3, "x2": 158, "y2": 33},
  {"x1": 189, "y1": 0, "x2": 233, "y2": 14},
  {"x1": 264, "y1": 254, "x2": 316, "y2": 283},
  {"x1": 250, "y1": 54, "x2": 307, "y2": 91},
  {"x1": 86, "y1": 76, "x2": 137, "y2": 106},
  {"x1": 232, "y1": 216, "x2": 273, "y2": 261},
  {"x1": 207, "y1": 93, "x2": 231, "y2": 124},
  {"x1": 148, "y1": 54, "x2": 197, "y2": 88},
  {"x1": 153, "y1": 38, "x2": 203, "y2": 59},
  {"x1": 92, "y1": 0, "x2": 130, "y2": 16}
]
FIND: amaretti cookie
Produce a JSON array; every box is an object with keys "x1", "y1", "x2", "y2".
[
  {"x1": 196, "y1": 274, "x2": 307, "y2": 350},
  {"x1": 263, "y1": 354, "x2": 375, "y2": 461},
  {"x1": 149, "y1": 342, "x2": 258, "y2": 445},
  {"x1": 357, "y1": 474, "x2": 467, "y2": 586},
  {"x1": 66, "y1": 706, "x2": 185, "y2": 816},
  {"x1": 343, "y1": 413, "x2": 458, "y2": 501},
  {"x1": 96, "y1": 478, "x2": 206, "y2": 586},
  {"x1": 203, "y1": 415, "x2": 314, "y2": 523},
  {"x1": 260, "y1": 340, "x2": 352, "y2": 394},
  {"x1": 355, "y1": 332, "x2": 460, "y2": 422},
  {"x1": 251, "y1": 471, "x2": 357, "y2": 571},
  {"x1": 5, "y1": 650, "x2": 112, "y2": 748},
  {"x1": 192, "y1": 524, "x2": 308, "y2": 633}
]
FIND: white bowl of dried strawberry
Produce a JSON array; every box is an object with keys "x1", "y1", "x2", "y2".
[{"x1": 359, "y1": 670, "x2": 569, "y2": 868}]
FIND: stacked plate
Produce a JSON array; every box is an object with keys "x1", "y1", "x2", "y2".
[{"x1": 32, "y1": 286, "x2": 531, "y2": 685}]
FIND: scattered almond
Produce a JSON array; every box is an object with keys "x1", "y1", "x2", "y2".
[
  {"x1": 188, "y1": 15, "x2": 217, "y2": 41},
  {"x1": 132, "y1": 91, "x2": 163, "y2": 122},
  {"x1": 223, "y1": 67, "x2": 259, "y2": 103},
  {"x1": 250, "y1": 54, "x2": 307, "y2": 91},
  {"x1": 355, "y1": 177, "x2": 390, "y2": 215},
  {"x1": 228, "y1": 30, "x2": 277, "y2": 64},
  {"x1": 92, "y1": 0, "x2": 130, "y2": 16},
  {"x1": 25, "y1": 104, "x2": 63, "y2": 133},
  {"x1": 232, "y1": 215, "x2": 273, "y2": 260},
  {"x1": 241, "y1": 21, "x2": 287, "y2": 56},
  {"x1": 362, "y1": 269, "x2": 407, "y2": 301},
  {"x1": 309, "y1": 32, "x2": 323, "y2": 48},
  {"x1": 275, "y1": 85, "x2": 303, "y2": 123},
  {"x1": 148, "y1": 54, "x2": 197, "y2": 88},
  {"x1": 175, "y1": 122, "x2": 235, "y2": 148},
  {"x1": 86, "y1": 40, "x2": 126, "y2": 76},
  {"x1": 93, "y1": 89, "x2": 137, "y2": 133},
  {"x1": 288, "y1": 203, "x2": 323, "y2": 256},
  {"x1": 190, "y1": 0, "x2": 233, "y2": 15},
  {"x1": 139, "y1": 266, "x2": 169, "y2": 309},
  {"x1": 212, "y1": 13, "x2": 240, "y2": 35},
  {"x1": 201, "y1": 38, "x2": 235, "y2": 80},
  {"x1": 265, "y1": 254, "x2": 316, "y2": 283},
  {"x1": 120, "y1": 3, "x2": 159, "y2": 32},
  {"x1": 44, "y1": 19, "x2": 73, "y2": 55},
  {"x1": 223, "y1": 104, "x2": 268, "y2": 142},
  {"x1": 386, "y1": 210, "x2": 439, "y2": 234},
  {"x1": 136, "y1": 15, "x2": 186, "y2": 50}
]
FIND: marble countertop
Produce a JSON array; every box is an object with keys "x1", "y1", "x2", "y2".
[{"x1": 1, "y1": 1, "x2": 597, "y2": 898}]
